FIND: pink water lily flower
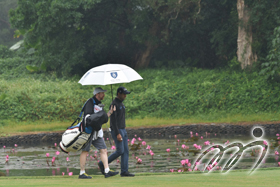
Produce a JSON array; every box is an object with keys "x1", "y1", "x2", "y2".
[
  {"x1": 111, "y1": 145, "x2": 116, "y2": 150},
  {"x1": 180, "y1": 160, "x2": 186, "y2": 166},
  {"x1": 137, "y1": 158, "x2": 142, "y2": 164},
  {"x1": 204, "y1": 141, "x2": 210, "y2": 146}
]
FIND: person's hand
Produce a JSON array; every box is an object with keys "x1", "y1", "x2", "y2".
[
  {"x1": 117, "y1": 134, "x2": 123, "y2": 142},
  {"x1": 108, "y1": 105, "x2": 116, "y2": 117},
  {"x1": 109, "y1": 105, "x2": 116, "y2": 114}
]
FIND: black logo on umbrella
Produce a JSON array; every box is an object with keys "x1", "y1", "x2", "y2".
[{"x1": 111, "y1": 72, "x2": 118, "y2": 79}]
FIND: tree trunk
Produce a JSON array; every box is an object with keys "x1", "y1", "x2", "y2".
[
  {"x1": 134, "y1": 21, "x2": 159, "y2": 69},
  {"x1": 237, "y1": 0, "x2": 257, "y2": 69}
]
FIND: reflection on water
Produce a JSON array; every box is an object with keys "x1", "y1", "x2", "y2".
[{"x1": 1, "y1": 133, "x2": 279, "y2": 176}]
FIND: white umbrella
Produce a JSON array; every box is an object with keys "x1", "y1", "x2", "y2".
[
  {"x1": 78, "y1": 64, "x2": 143, "y2": 99},
  {"x1": 78, "y1": 64, "x2": 143, "y2": 86}
]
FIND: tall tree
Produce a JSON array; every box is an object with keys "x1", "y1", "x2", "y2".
[{"x1": 236, "y1": 0, "x2": 257, "y2": 69}]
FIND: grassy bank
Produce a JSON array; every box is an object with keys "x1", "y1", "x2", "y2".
[
  {"x1": 0, "y1": 68, "x2": 280, "y2": 134},
  {"x1": 1, "y1": 112, "x2": 279, "y2": 136},
  {"x1": 1, "y1": 168, "x2": 280, "y2": 187}
]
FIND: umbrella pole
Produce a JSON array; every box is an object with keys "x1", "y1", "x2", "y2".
[
  {"x1": 106, "y1": 84, "x2": 114, "y2": 146},
  {"x1": 111, "y1": 84, "x2": 113, "y2": 101}
]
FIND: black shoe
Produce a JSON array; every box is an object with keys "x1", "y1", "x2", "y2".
[
  {"x1": 104, "y1": 170, "x2": 119, "y2": 178},
  {"x1": 120, "y1": 171, "x2": 135, "y2": 177},
  {"x1": 98, "y1": 162, "x2": 105, "y2": 175},
  {"x1": 78, "y1": 173, "x2": 92, "y2": 179}
]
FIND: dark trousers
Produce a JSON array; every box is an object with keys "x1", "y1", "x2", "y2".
[{"x1": 99, "y1": 129, "x2": 129, "y2": 174}]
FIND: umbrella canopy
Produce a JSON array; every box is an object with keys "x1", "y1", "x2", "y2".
[{"x1": 78, "y1": 64, "x2": 143, "y2": 86}]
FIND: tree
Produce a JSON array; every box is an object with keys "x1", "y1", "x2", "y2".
[
  {"x1": 237, "y1": 0, "x2": 280, "y2": 69},
  {"x1": 0, "y1": 0, "x2": 19, "y2": 47},
  {"x1": 236, "y1": 0, "x2": 257, "y2": 69},
  {"x1": 132, "y1": 0, "x2": 201, "y2": 68},
  {"x1": 9, "y1": 0, "x2": 201, "y2": 74}
]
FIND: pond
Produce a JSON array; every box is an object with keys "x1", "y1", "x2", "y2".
[{"x1": 1, "y1": 133, "x2": 279, "y2": 176}]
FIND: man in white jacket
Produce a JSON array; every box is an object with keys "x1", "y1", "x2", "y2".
[{"x1": 79, "y1": 87, "x2": 118, "y2": 179}]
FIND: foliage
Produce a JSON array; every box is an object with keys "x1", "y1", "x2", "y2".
[
  {"x1": 8, "y1": 0, "x2": 240, "y2": 74},
  {"x1": 0, "y1": 68, "x2": 279, "y2": 123},
  {"x1": 259, "y1": 26, "x2": 280, "y2": 81},
  {"x1": 247, "y1": 0, "x2": 280, "y2": 59},
  {"x1": 0, "y1": 45, "x2": 13, "y2": 58}
]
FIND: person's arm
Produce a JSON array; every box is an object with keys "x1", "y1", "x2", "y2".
[{"x1": 110, "y1": 103, "x2": 122, "y2": 141}]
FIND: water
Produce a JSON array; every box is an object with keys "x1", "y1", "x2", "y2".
[{"x1": 1, "y1": 134, "x2": 279, "y2": 176}]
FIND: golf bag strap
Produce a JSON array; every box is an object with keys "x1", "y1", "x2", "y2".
[{"x1": 70, "y1": 98, "x2": 95, "y2": 127}]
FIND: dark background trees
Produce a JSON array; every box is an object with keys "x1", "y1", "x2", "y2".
[{"x1": 0, "y1": 0, "x2": 278, "y2": 78}]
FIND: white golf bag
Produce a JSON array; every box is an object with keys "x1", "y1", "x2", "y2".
[{"x1": 59, "y1": 122, "x2": 92, "y2": 153}]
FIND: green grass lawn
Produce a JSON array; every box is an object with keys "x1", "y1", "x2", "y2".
[{"x1": 1, "y1": 168, "x2": 280, "y2": 187}]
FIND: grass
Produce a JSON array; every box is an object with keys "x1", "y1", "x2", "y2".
[
  {"x1": 1, "y1": 168, "x2": 280, "y2": 187},
  {"x1": 0, "y1": 112, "x2": 279, "y2": 136}
]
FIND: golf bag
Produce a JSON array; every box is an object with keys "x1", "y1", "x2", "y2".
[{"x1": 59, "y1": 99, "x2": 108, "y2": 153}]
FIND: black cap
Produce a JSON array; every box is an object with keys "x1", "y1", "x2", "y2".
[{"x1": 117, "y1": 86, "x2": 131, "y2": 95}]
